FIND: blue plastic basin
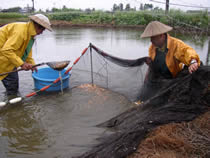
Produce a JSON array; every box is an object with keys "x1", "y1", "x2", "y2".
[{"x1": 32, "y1": 67, "x2": 70, "y2": 92}]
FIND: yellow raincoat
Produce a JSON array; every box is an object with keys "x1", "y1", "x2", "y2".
[
  {"x1": 0, "y1": 21, "x2": 37, "y2": 80},
  {"x1": 149, "y1": 34, "x2": 200, "y2": 77}
]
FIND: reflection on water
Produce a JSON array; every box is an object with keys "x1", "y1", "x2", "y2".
[
  {"x1": 0, "y1": 101, "x2": 48, "y2": 157},
  {"x1": 33, "y1": 27, "x2": 209, "y2": 65},
  {"x1": 0, "y1": 27, "x2": 209, "y2": 158},
  {"x1": 59, "y1": 71, "x2": 64, "y2": 94}
]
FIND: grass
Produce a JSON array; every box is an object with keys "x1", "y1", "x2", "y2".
[
  {"x1": 0, "y1": 10, "x2": 209, "y2": 30},
  {"x1": 0, "y1": 12, "x2": 28, "y2": 24}
]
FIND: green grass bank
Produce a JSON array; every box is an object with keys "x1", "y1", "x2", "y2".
[{"x1": 0, "y1": 10, "x2": 209, "y2": 34}]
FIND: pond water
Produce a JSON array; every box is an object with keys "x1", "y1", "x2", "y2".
[{"x1": 0, "y1": 27, "x2": 209, "y2": 158}]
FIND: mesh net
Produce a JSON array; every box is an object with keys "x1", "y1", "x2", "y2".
[
  {"x1": 70, "y1": 43, "x2": 150, "y2": 102},
  {"x1": 69, "y1": 43, "x2": 210, "y2": 158},
  {"x1": 46, "y1": 60, "x2": 70, "y2": 71}
]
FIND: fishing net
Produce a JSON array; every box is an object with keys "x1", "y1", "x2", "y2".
[
  {"x1": 46, "y1": 60, "x2": 70, "y2": 71},
  {"x1": 70, "y1": 43, "x2": 150, "y2": 102},
  {"x1": 69, "y1": 43, "x2": 210, "y2": 158}
]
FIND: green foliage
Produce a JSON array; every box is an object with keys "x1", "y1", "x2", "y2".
[
  {"x1": 49, "y1": 10, "x2": 209, "y2": 29},
  {"x1": 168, "y1": 9, "x2": 209, "y2": 29},
  {"x1": 50, "y1": 12, "x2": 81, "y2": 21},
  {"x1": 114, "y1": 11, "x2": 153, "y2": 25},
  {"x1": 0, "y1": 10, "x2": 209, "y2": 30},
  {"x1": 1, "y1": 7, "x2": 22, "y2": 13},
  {"x1": 0, "y1": 13, "x2": 27, "y2": 19},
  {"x1": 51, "y1": 7, "x2": 80, "y2": 13}
]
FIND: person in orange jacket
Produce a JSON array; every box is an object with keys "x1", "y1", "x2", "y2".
[
  {"x1": 0, "y1": 14, "x2": 52, "y2": 95},
  {"x1": 141, "y1": 21, "x2": 200, "y2": 79}
]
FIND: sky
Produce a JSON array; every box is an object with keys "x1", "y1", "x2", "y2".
[{"x1": 0, "y1": 0, "x2": 210, "y2": 11}]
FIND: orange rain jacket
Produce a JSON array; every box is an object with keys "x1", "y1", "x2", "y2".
[
  {"x1": 149, "y1": 34, "x2": 200, "y2": 78},
  {"x1": 0, "y1": 21, "x2": 37, "y2": 80}
]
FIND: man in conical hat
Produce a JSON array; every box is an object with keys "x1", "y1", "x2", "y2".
[
  {"x1": 141, "y1": 21, "x2": 200, "y2": 79},
  {"x1": 0, "y1": 14, "x2": 52, "y2": 95}
]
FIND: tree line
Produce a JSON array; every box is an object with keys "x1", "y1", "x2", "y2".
[
  {"x1": 0, "y1": 3, "x2": 161, "y2": 13},
  {"x1": 112, "y1": 3, "x2": 161, "y2": 11}
]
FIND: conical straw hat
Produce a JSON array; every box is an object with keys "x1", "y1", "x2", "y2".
[
  {"x1": 29, "y1": 14, "x2": 52, "y2": 31},
  {"x1": 141, "y1": 21, "x2": 172, "y2": 38}
]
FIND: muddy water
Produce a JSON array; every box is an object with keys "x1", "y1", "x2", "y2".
[
  {"x1": 0, "y1": 79, "x2": 132, "y2": 157},
  {"x1": 0, "y1": 27, "x2": 209, "y2": 158}
]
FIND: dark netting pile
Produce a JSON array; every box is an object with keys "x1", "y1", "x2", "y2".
[{"x1": 69, "y1": 43, "x2": 210, "y2": 158}]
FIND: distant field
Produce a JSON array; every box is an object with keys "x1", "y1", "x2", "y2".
[{"x1": 0, "y1": 10, "x2": 209, "y2": 32}]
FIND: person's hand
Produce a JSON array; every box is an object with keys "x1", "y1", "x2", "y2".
[
  {"x1": 188, "y1": 62, "x2": 199, "y2": 74},
  {"x1": 21, "y1": 63, "x2": 33, "y2": 71},
  {"x1": 31, "y1": 67, "x2": 38, "y2": 73},
  {"x1": 145, "y1": 57, "x2": 152, "y2": 65}
]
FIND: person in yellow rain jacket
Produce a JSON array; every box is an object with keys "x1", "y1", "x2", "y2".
[
  {"x1": 0, "y1": 14, "x2": 52, "y2": 95},
  {"x1": 136, "y1": 21, "x2": 201, "y2": 102},
  {"x1": 141, "y1": 21, "x2": 200, "y2": 79}
]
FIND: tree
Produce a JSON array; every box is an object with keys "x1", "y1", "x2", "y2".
[
  {"x1": 125, "y1": 4, "x2": 131, "y2": 11},
  {"x1": 112, "y1": 3, "x2": 118, "y2": 11},
  {"x1": 62, "y1": 5, "x2": 67, "y2": 10},
  {"x1": 165, "y1": 0, "x2": 169, "y2": 14},
  {"x1": 119, "y1": 3, "x2": 123, "y2": 11},
  {"x1": 62, "y1": 5, "x2": 68, "y2": 12},
  {"x1": 32, "y1": 0, "x2": 35, "y2": 12},
  {"x1": 154, "y1": 7, "x2": 162, "y2": 11},
  {"x1": 139, "y1": 3, "x2": 144, "y2": 10},
  {"x1": 51, "y1": 7, "x2": 59, "y2": 12},
  {"x1": 144, "y1": 3, "x2": 153, "y2": 10},
  {"x1": 2, "y1": 7, "x2": 21, "y2": 12},
  {"x1": 85, "y1": 8, "x2": 91, "y2": 13}
]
